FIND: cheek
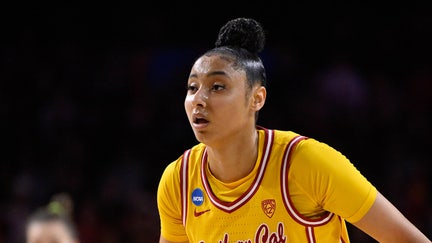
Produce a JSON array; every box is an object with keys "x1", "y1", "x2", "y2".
[
  {"x1": 184, "y1": 96, "x2": 193, "y2": 116},
  {"x1": 184, "y1": 96, "x2": 191, "y2": 109},
  {"x1": 228, "y1": 93, "x2": 249, "y2": 110},
  {"x1": 184, "y1": 95, "x2": 193, "y2": 104}
]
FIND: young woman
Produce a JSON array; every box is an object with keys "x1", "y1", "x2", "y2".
[{"x1": 157, "y1": 17, "x2": 431, "y2": 243}]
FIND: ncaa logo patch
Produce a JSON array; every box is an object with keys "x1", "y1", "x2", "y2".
[
  {"x1": 191, "y1": 188, "x2": 204, "y2": 206},
  {"x1": 261, "y1": 199, "x2": 276, "y2": 218}
]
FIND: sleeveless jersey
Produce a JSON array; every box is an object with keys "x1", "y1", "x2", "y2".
[{"x1": 157, "y1": 127, "x2": 377, "y2": 242}]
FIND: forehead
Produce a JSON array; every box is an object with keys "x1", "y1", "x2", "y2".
[{"x1": 191, "y1": 55, "x2": 242, "y2": 76}]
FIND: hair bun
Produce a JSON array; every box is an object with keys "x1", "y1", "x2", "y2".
[{"x1": 215, "y1": 17, "x2": 265, "y2": 54}]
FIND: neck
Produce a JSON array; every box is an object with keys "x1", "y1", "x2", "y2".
[{"x1": 206, "y1": 128, "x2": 259, "y2": 183}]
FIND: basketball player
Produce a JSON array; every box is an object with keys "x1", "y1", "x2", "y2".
[{"x1": 157, "y1": 17, "x2": 431, "y2": 242}]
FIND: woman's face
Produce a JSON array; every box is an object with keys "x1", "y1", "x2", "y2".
[
  {"x1": 26, "y1": 221, "x2": 78, "y2": 243},
  {"x1": 185, "y1": 54, "x2": 265, "y2": 146}
]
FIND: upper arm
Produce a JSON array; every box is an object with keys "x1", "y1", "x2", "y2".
[
  {"x1": 157, "y1": 161, "x2": 188, "y2": 242},
  {"x1": 352, "y1": 191, "x2": 431, "y2": 242},
  {"x1": 290, "y1": 138, "x2": 377, "y2": 220}
]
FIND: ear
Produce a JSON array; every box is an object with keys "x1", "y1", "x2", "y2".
[{"x1": 250, "y1": 86, "x2": 266, "y2": 111}]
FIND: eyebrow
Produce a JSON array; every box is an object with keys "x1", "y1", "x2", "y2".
[{"x1": 189, "y1": 71, "x2": 228, "y2": 79}]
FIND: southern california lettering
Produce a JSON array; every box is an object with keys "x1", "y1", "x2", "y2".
[{"x1": 213, "y1": 222, "x2": 286, "y2": 243}]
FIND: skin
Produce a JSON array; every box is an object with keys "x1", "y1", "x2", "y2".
[
  {"x1": 26, "y1": 220, "x2": 79, "y2": 243},
  {"x1": 184, "y1": 55, "x2": 266, "y2": 182},
  {"x1": 160, "y1": 54, "x2": 431, "y2": 243},
  {"x1": 353, "y1": 192, "x2": 431, "y2": 242}
]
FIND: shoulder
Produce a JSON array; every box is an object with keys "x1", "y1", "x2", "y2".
[
  {"x1": 273, "y1": 129, "x2": 301, "y2": 141},
  {"x1": 158, "y1": 143, "x2": 206, "y2": 203},
  {"x1": 261, "y1": 126, "x2": 336, "y2": 155},
  {"x1": 290, "y1": 137, "x2": 366, "y2": 183},
  {"x1": 160, "y1": 143, "x2": 207, "y2": 177},
  {"x1": 294, "y1": 137, "x2": 346, "y2": 163},
  {"x1": 268, "y1": 130, "x2": 350, "y2": 175},
  {"x1": 260, "y1": 127, "x2": 301, "y2": 146}
]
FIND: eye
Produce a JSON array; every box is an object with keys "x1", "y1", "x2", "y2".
[
  {"x1": 187, "y1": 84, "x2": 198, "y2": 93},
  {"x1": 212, "y1": 84, "x2": 225, "y2": 91}
]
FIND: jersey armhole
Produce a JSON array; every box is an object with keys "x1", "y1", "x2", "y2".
[{"x1": 180, "y1": 149, "x2": 191, "y2": 227}]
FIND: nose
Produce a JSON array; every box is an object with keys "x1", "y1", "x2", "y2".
[{"x1": 190, "y1": 88, "x2": 208, "y2": 107}]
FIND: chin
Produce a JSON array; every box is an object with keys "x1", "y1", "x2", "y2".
[
  {"x1": 193, "y1": 131, "x2": 206, "y2": 143},
  {"x1": 193, "y1": 130, "x2": 214, "y2": 145}
]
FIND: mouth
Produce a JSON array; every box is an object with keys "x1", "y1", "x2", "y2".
[
  {"x1": 192, "y1": 114, "x2": 209, "y2": 129},
  {"x1": 193, "y1": 117, "x2": 209, "y2": 125}
]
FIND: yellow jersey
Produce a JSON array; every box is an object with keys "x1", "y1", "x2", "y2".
[{"x1": 157, "y1": 127, "x2": 377, "y2": 242}]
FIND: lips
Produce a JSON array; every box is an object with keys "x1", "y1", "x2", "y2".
[
  {"x1": 192, "y1": 112, "x2": 209, "y2": 128},
  {"x1": 194, "y1": 117, "x2": 209, "y2": 124}
]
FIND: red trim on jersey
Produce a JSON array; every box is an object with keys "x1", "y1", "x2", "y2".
[
  {"x1": 306, "y1": 226, "x2": 316, "y2": 243},
  {"x1": 280, "y1": 135, "x2": 334, "y2": 227},
  {"x1": 181, "y1": 149, "x2": 191, "y2": 227},
  {"x1": 200, "y1": 128, "x2": 274, "y2": 213},
  {"x1": 338, "y1": 216, "x2": 345, "y2": 243}
]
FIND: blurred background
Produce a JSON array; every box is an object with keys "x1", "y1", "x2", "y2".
[{"x1": 1, "y1": 3, "x2": 431, "y2": 242}]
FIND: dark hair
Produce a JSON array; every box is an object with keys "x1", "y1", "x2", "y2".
[
  {"x1": 204, "y1": 17, "x2": 267, "y2": 89},
  {"x1": 26, "y1": 193, "x2": 79, "y2": 240}
]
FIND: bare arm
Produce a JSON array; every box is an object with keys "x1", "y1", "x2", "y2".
[
  {"x1": 352, "y1": 191, "x2": 431, "y2": 242},
  {"x1": 159, "y1": 235, "x2": 188, "y2": 243}
]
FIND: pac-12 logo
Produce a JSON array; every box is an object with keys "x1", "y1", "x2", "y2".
[
  {"x1": 262, "y1": 199, "x2": 276, "y2": 218},
  {"x1": 192, "y1": 188, "x2": 204, "y2": 206}
]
